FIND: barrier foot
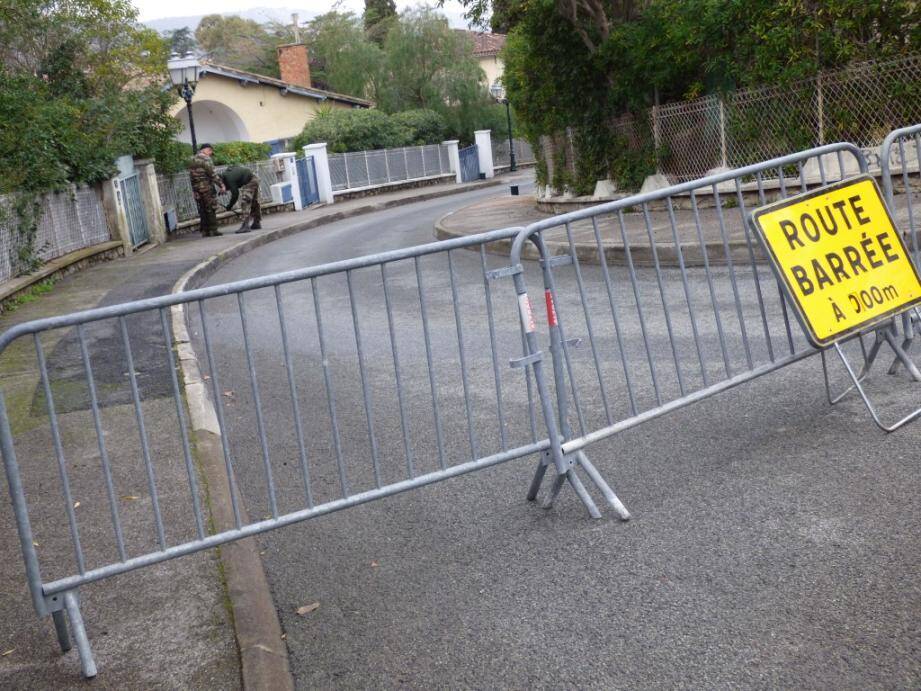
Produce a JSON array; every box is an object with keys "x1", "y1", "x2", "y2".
[
  {"x1": 52, "y1": 609, "x2": 71, "y2": 653},
  {"x1": 63, "y1": 591, "x2": 97, "y2": 678},
  {"x1": 567, "y1": 469, "x2": 602, "y2": 519},
  {"x1": 577, "y1": 453, "x2": 630, "y2": 521},
  {"x1": 526, "y1": 458, "x2": 549, "y2": 501},
  {"x1": 541, "y1": 473, "x2": 566, "y2": 510}
]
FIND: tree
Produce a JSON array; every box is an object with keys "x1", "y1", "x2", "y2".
[
  {"x1": 195, "y1": 14, "x2": 279, "y2": 76},
  {"x1": 378, "y1": 9, "x2": 483, "y2": 109},
  {"x1": 0, "y1": 0, "x2": 180, "y2": 193},
  {"x1": 304, "y1": 12, "x2": 384, "y2": 97},
  {"x1": 364, "y1": 0, "x2": 397, "y2": 44}
]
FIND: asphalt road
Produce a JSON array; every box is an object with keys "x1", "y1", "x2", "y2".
[{"x1": 193, "y1": 172, "x2": 921, "y2": 689}]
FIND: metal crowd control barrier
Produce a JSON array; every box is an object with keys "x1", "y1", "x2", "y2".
[
  {"x1": 4, "y1": 135, "x2": 920, "y2": 679},
  {"x1": 496, "y1": 141, "x2": 921, "y2": 518},
  {"x1": 0, "y1": 226, "x2": 556, "y2": 677},
  {"x1": 879, "y1": 124, "x2": 921, "y2": 381}
]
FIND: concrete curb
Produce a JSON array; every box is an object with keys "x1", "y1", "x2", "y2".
[
  {"x1": 167, "y1": 178, "x2": 502, "y2": 690},
  {"x1": 435, "y1": 209, "x2": 758, "y2": 268}
]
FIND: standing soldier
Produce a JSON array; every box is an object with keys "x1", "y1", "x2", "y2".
[
  {"x1": 188, "y1": 143, "x2": 224, "y2": 237},
  {"x1": 220, "y1": 165, "x2": 262, "y2": 233}
]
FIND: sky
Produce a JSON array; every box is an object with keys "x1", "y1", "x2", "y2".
[{"x1": 132, "y1": 0, "x2": 472, "y2": 27}]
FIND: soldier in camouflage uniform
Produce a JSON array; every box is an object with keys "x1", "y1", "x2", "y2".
[
  {"x1": 188, "y1": 143, "x2": 224, "y2": 237},
  {"x1": 220, "y1": 165, "x2": 262, "y2": 233}
]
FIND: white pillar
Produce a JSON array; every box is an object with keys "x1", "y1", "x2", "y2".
[
  {"x1": 272, "y1": 152, "x2": 301, "y2": 210},
  {"x1": 304, "y1": 142, "x2": 334, "y2": 205},
  {"x1": 474, "y1": 130, "x2": 494, "y2": 179},
  {"x1": 442, "y1": 140, "x2": 462, "y2": 184}
]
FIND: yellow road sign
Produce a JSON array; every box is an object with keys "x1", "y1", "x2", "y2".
[{"x1": 750, "y1": 174, "x2": 921, "y2": 347}]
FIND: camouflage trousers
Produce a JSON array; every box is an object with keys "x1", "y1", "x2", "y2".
[
  {"x1": 238, "y1": 176, "x2": 262, "y2": 226},
  {"x1": 194, "y1": 191, "x2": 218, "y2": 237}
]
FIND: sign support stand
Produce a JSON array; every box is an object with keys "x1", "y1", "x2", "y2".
[{"x1": 820, "y1": 310, "x2": 921, "y2": 431}]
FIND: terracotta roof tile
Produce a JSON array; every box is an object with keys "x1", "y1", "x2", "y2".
[{"x1": 454, "y1": 30, "x2": 507, "y2": 57}]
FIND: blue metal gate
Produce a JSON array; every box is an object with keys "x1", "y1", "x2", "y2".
[
  {"x1": 117, "y1": 173, "x2": 150, "y2": 248},
  {"x1": 295, "y1": 156, "x2": 320, "y2": 207},
  {"x1": 459, "y1": 145, "x2": 480, "y2": 183}
]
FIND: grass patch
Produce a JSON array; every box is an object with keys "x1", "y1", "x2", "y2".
[{"x1": 2, "y1": 277, "x2": 60, "y2": 314}]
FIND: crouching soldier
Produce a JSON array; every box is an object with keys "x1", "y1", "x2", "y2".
[
  {"x1": 220, "y1": 165, "x2": 262, "y2": 233},
  {"x1": 188, "y1": 143, "x2": 224, "y2": 237}
]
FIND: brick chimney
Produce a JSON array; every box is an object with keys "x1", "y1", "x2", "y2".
[{"x1": 276, "y1": 43, "x2": 311, "y2": 88}]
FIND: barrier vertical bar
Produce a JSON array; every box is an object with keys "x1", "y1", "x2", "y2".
[
  {"x1": 237, "y1": 292, "x2": 278, "y2": 518},
  {"x1": 159, "y1": 308, "x2": 206, "y2": 539},
  {"x1": 0, "y1": 393, "x2": 49, "y2": 615},
  {"x1": 346, "y1": 270, "x2": 382, "y2": 487},
  {"x1": 310, "y1": 277, "x2": 349, "y2": 497},
  {"x1": 34, "y1": 334, "x2": 86, "y2": 574},
  {"x1": 415, "y1": 257, "x2": 446, "y2": 469},
  {"x1": 273, "y1": 285, "x2": 314, "y2": 508},
  {"x1": 381, "y1": 263, "x2": 415, "y2": 478},
  {"x1": 77, "y1": 325, "x2": 127, "y2": 560},
  {"x1": 119, "y1": 316, "x2": 167, "y2": 549}
]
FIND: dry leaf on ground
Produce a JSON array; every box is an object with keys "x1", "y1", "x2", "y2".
[{"x1": 296, "y1": 602, "x2": 320, "y2": 616}]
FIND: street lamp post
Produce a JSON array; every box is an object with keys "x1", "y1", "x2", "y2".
[
  {"x1": 489, "y1": 82, "x2": 516, "y2": 172},
  {"x1": 167, "y1": 52, "x2": 202, "y2": 152}
]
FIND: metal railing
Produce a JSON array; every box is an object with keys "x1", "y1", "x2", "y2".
[
  {"x1": 328, "y1": 144, "x2": 453, "y2": 193},
  {"x1": 492, "y1": 138, "x2": 537, "y2": 168},
  {"x1": 156, "y1": 159, "x2": 281, "y2": 224},
  {"x1": 0, "y1": 185, "x2": 111, "y2": 285}
]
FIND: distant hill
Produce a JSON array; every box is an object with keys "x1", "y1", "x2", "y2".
[{"x1": 143, "y1": 5, "x2": 470, "y2": 33}]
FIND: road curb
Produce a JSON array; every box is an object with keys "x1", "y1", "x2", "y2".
[
  {"x1": 435, "y1": 208, "x2": 758, "y2": 268},
  {"x1": 168, "y1": 179, "x2": 502, "y2": 690}
]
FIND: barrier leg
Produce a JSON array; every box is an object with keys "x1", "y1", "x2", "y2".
[
  {"x1": 541, "y1": 473, "x2": 567, "y2": 510},
  {"x1": 883, "y1": 328, "x2": 921, "y2": 381},
  {"x1": 577, "y1": 452, "x2": 630, "y2": 520},
  {"x1": 63, "y1": 591, "x2": 97, "y2": 678},
  {"x1": 887, "y1": 311, "x2": 919, "y2": 379},
  {"x1": 526, "y1": 457, "x2": 549, "y2": 501},
  {"x1": 566, "y1": 469, "x2": 602, "y2": 519},
  {"x1": 52, "y1": 609, "x2": 71, "y2": 652}
]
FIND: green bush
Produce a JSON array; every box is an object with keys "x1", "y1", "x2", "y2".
[
  {"x1": 390, "y1": 109, "x2": 447, "y2": 145},
  {"x1": 212, "y1": 141, "x2": 272, "y2": 165},
  {"x1": 291, "y1": 108, "x2": 410, "y2": 153}
]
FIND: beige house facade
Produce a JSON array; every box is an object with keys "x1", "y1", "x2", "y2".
[
  {"x1": 170, "y1": 45, "x2": 370, "y2": 151},
  {"x1": 456, "y1": 31, "x2": 507, "y2": 88}
]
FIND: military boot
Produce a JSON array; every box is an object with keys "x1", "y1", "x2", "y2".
[{"x1": 236, "y1": 218, "x2": 251, "y2": 234}]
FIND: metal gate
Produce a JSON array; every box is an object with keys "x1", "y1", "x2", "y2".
[
  {"x1": 459, "y1": 144, "x2": 480, "y2": 183},
  {"x1": 117, "y1": 173, "x2": 150, "y2": 248},
  {"x1": 295, "y1": 155, "x2": 320, "y2": 207}
]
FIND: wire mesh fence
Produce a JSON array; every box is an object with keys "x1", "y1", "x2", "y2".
[
  {"x1": 328, "y1": 144, "x2": 453, "y2": 192},
  {"x1": 157, "y1": 159, "x2": 281, "y2": 224},
  {"x1": 0, "y1": 186, "x2": 112, "y2": 285},
  {"x1": 491, "y1": 138, "x2": 537, "y2": 168},
  {"x1": 552, "y1": 54, "x2": 921, "y2": 188}
]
